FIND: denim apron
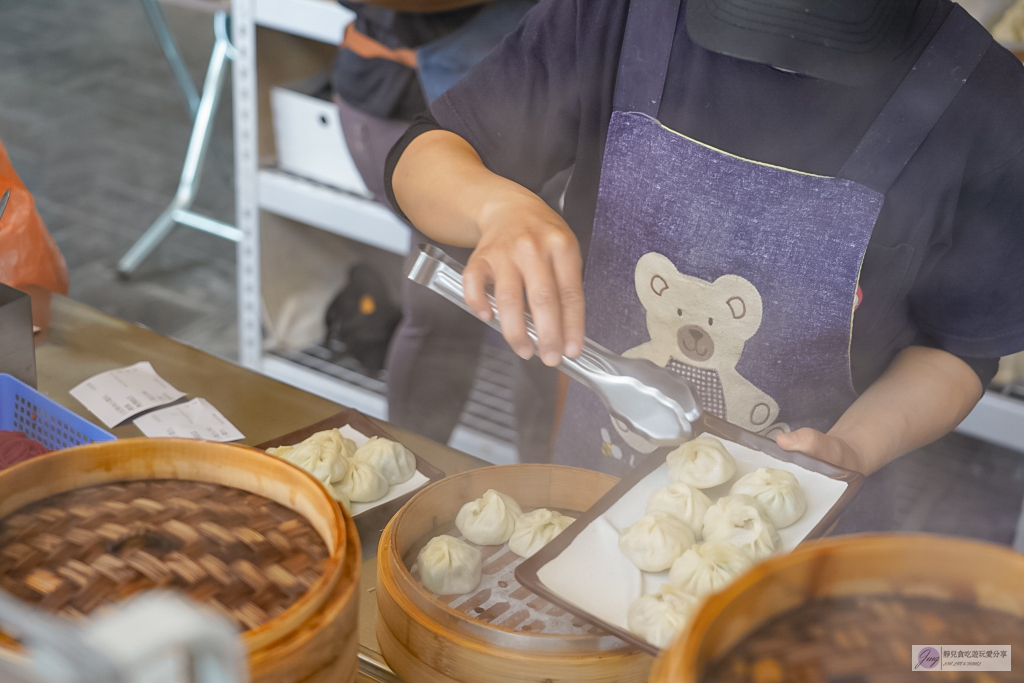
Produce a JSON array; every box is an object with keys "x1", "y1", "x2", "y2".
[{"x1": 554, "y1": 2, "x2": 991, "y2": 474}]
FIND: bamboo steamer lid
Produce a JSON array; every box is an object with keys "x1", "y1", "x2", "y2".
[
  {"x1": 376, "y1": 464, "x2": 654, "y2": 683},
  {"x1": 650, "y1": 534, "x2": 1024, "y2": 682},
  {"x1": 0, "y1": 438, "x2": 360, "y2": 683}
]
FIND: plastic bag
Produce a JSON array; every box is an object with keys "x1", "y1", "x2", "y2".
[{"x1": 0, "y1": 139, "x2": 68, "y2": 296}]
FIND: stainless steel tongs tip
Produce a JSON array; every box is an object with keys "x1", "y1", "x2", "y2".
[{"x1": 406, "y1": 244, "x2": 703, "y2": 447}]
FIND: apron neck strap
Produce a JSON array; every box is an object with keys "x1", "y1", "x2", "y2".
[
  {"x1": 838, "y1": 5, "x2": 993, "y2": 194},
  {"x1": 613, "y1": 0, "x2": 683, "y2": 115}
]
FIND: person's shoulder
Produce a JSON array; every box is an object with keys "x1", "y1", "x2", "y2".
[
  {"x1": 577, "y1": 0, "x2": 629, "y2": 23},
  {"x1": 954, "y1": 40, "x2": 1024, "y2": 174},
  {"x1": 530, "y1": 0, "x2": 627, "y2": 25},
  {"x1": 971, "y1": 40, "x2": 1024, "y2": 108},
  {"x1": 555, "y1": 0, "x2": 630, "y2": 54},
  {"x1": 507, "y1": 0, "x2": 629, "y2": 73}
]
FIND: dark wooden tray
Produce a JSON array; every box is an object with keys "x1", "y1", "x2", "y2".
[
  {"x1": 256, "y1": 409, "x2": 445, "y2": 540},
  {"x1": 515, "y1": 413, "x2": 864, "y2": 656}
]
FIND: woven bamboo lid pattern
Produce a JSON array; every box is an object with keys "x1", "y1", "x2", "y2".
[
  {"x1": 700, "y1": 593, "x2": 1024, "y2": 681},
  {"x1": 0, "y1": 479, "x2": 328, "y2": 631},
  {"x1": 650, "y1": 535, "x2": 1024, "y2": 683}
]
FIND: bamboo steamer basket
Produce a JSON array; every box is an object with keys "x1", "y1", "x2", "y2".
[
  {"x1": 650, "y1": 534, "x2": 1024, "y2": 682},
  {"x1": 376, "y1": 464, "x2": 654, "y2": 683},
  {"x1": 0, "y1": 438, "x2": 360, "y2": 683}
]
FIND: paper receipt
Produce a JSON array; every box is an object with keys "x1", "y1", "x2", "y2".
[
  {"x1": 133, "y1": 398, "x2": 244, "y2": 442},
  {"x1": 69, "y1": 361, "x2": 186, "y2": 428}
]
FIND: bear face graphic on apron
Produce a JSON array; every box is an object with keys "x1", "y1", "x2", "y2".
[{"x1": 553, "y1": 1, "x2": 991, "y2": 474}]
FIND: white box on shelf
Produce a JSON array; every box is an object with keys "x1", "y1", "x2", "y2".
[{"x1": 271, "y1": 72, "x2": 371, "y2": 197}]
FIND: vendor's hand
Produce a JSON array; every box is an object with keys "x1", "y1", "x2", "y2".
[
  {"x1": 462, "y1": 190, "x2": 585, "y2": 366},
  {"x1": 776, "y1": 428, "x2": 865, "y2": 473}
]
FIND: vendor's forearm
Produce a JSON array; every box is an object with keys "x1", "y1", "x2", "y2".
[
  {"x1": 829, "y1": 346, "x2": 983, "y2": 474},
  {"x1": 392, "y1": 129, "x2": 585, "y2": 362},
  {"x1": 392, "y1": 130, "x2": 535, "y2": 248}
]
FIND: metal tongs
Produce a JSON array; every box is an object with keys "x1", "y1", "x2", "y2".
[{"x1": 407, "y1": 245, "x2": 703, "y2": 447}]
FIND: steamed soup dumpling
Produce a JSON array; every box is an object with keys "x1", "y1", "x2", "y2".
[
  {"x1": 646, "y1": 483, "x2": 712, "y2": 539},
  {"x1": 268, "y1": 440, "x2": 351, "y2": 503},
  {"x1": 667, "y1": 437, "x2": 736, "y2": 489},
  {"x1": 508, "y1": 508, "x2": 575, "y2": 558},
  {"x1": 269, "y1": 441, "x2": 318, "y2": 475},
  {"x1": 456, "y1": 489, "x2": 523, "y2": 545},
  {"x1": 618, "y1": 511, "x2": 696, "y2": 572},
  {"x1": 294, "y1": 440, "x2": 349, "y2": 485},
  {"x1": 337, "y1": 459, "x2": 389, "y2": 503},
  {"x1": 354, "y1": 436, "x2": 416, "y2": 485},
  {"x1": 627, "y1": 584, "x2": 700, "y2": 649},
  {"x1": 333, "y1": 487, "x2": 351, "y2": 513},
  {"x1": 417, "y1": 535, "x2": 482, "y2": 595},
  {"x1": 702, "y1": 494, "x2": 780, "y2": 561},
  {"x1": 265, "y1": 427, "x2": 356, "y2": 492},
  {"x1": 669, "y1": 541, "x2": 753, "y2": 597},
  {"x1": 303, "y1": 428, "x2": 357, "y2": 460},
  {"x1": 729, "y1": 467, "x2": 806, "y2": 528}
]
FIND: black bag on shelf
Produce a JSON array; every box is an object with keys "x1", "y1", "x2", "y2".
[{"x1": 324, "y1": 263, "x2": 402, "y2": 374}]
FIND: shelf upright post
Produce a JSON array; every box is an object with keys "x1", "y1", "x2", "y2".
[{"x1": 232, "y1": 0, "x2": 263, "y2": 369}]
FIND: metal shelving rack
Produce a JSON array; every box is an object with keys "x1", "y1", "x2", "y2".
[
  {"x1": 233, "y1": 0, "x2": 399, "y2": 368},
  {"x1": 232, "y1": 0, "x2": 406, "y2": 396},
  {"x1": 231, "y1": 0, "x2": 1024, "y2": 457},
  {"x1": 230, "y1": 0, "x2": 516, "y2": 465}
]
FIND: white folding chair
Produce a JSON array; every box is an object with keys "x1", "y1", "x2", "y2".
[{"x1": 118, "y1": 0, "x2": 240, "y2": 277}]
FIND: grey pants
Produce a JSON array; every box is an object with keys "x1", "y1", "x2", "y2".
[
  {"x1": 335, "y1": 96, "x2": 558, "y2": 462},
  {"x1": 333, "y1": 95, "x2": 409, "y2": 204}
]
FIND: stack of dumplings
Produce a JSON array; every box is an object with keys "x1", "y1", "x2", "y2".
[
  {"x1": 417, "y1": 489, "x2": 576, "y2": 597},
  {"x1": 266, "y1": 428, "x2": 417, "y2": 510},
  {"x1": 618, "y1": 435, "x2": 808, "y2": 648}
]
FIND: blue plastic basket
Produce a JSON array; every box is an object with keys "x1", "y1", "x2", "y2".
[{"x1": 0, "y1": 373, "x2": 115, "y2": 450}]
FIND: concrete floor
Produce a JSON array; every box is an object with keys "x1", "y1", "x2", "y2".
[
  {"x1": 1, "y1": 0, "x2": 238, "y2": 360},
  {"x1": 4, "y1": 0, "x2": 1024, "y2": 547}
]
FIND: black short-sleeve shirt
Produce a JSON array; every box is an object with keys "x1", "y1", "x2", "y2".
[{"x1": 388, "y1": 0, "x2": 1024, "y2": 390}]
